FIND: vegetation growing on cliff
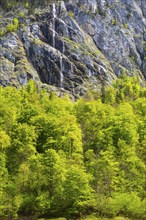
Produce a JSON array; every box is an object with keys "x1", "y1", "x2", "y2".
[
  {"x1": 0, "y1": 75, "x2": 146, "y2": 219},
  {"x1": 0, "y1": 0, "x2": 53, "y2": 11}
]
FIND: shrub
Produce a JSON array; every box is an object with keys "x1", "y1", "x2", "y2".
[
  {"x1": 68, "y1": 11, "x2": 74, "y2": 17},
  {"x1": 124, "y1": 23, "x2": 129, "y2": 29},
  {"x1": 19, "y1": 12, "x2": 24, "y2": 17},
  {"x1": 25, "y1": 2, "x2": 29, "y2": 8},
  {"x1": 112, "y1": 19, "x2": 116, "y2": 25},
  {"x1": 0, "y1": 29, "x2": 6, "y2": 36},
  {"x1": 13, "y1": 18, "x2": 19, "y2": 30},
  {"x1": 109, "y1": 192, "x2": 146, "y2": 219},
  {"x1": 7, "y1": 23, "x2": 14, "y2": 32},
  {"x1": 7, "y1": 18, "x2": 19, "y2": 33}
]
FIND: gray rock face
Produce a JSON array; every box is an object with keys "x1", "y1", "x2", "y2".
[
  {"x1": 0, "y1": 0, "x2": 145, "y2": 95},
  {"x1": 68, "y1": 0, "x2": 146, "y2": 78}
]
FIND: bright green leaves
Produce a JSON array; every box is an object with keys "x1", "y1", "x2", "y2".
[
  {"x1": 0, "y1": 81, "x2": 85, "y2": 218},
  {"x1": 0, "y1": 131, "x2": 10, "y2": 217},
  {"x1": 108, "y1": 192, "x2": 146, "y2": 219},
  {"x1": 112, "y1": 74, "x2": 141, "y2": 103},
  {"x1": 75, "y1": 99, "x2": 115, "y2": 152},
  {"x1": 0, "y1": 130, "x2": 11, "y2": 150},
  {"x1": 54, "y1": 113, "x2": 82, "y2": 155},
  {"x1": 7, "y1": 123, "x2": 36, "y2": 173},
  {"x1": 63, "y1": 164, "x2": 94, "y2": 217},
  {"x1": 74, "y1": 76, "x2": 146, "y2": 218},
  {"x1": 41, "y1": 149, "x2": 66, "y2": 214},
  {"x1": 85, "y1": 148, "x2": 119, "y2": 196},
  {"x1": 31, "y1": 111, "x2": 82, "y2": 155},
  {"x1": 111, "y1": 102, "x2": 138, "y2": 147},
  {"x1": 0, "y1": 76, "x2": 146, "y2": 219}
]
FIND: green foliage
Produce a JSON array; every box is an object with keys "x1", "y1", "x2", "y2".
[
  {"x1": 112, "y1": 19, "x2": 116, "y2": 25},
  {"x1": 68, "y1": 11, "x2": 74, "y2": 17},
  {"x1": 124, "y1": 23, "x2": 129, "y2": 29},
  {"x1": 0, "y1": 76, "x2": 146, "y2": 219},
  {"x1": 108, "y1": 192, "x2": 146, "y2": 219},
  {"x1": 6, "y1": 18, "x2": 19, "y2": 33},
  {"x1": 25, "y1": 2, "x2": 29, "y2": 8},
  {"x1": 0, "y1": 29, "x2": 6, "y2": 36},
  {"x1": 18, "y1": 12, "x2": 24, "y2": 17},
  {"x1": 63, "y1": 165, "x2": 94, "y2": 217},
  {"x1": 0, "y1": 17, "x2": 20, "y2": 36},
  {"x1": 0, "y1": 0, "x2": 53, "y2": 11}
]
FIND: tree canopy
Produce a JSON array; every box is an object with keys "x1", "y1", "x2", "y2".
[{"x1": 0, "y1": 75, "x2": 146, "y2": 219}]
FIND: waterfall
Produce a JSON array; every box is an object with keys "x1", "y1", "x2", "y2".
[
  {"x1": 62, "y1": 40, "x2": 65, "y2": 54},
  {"x1": 70, "y1": 63, "x2": 73, "y2": 74},
  {"x1": 52, "y1": 3, "x2": 65, "y2": 88},
  {"x1": 91, "y1": 2, "x2": 97, "y2": 13},
  {"x1": 60, "y1": 56, "x2": 64, "y2": 88},
  {"x1": 88, "y1": 69, "x2": 92, "y2": 77},
  {"x1": 52, "y1": 3, "x2": 56, "y2": 48},
  {"x1": 59, "y1": 39, "x2": 67, "y2": 88},
  {"x1": 52, "y1": 3, "x2": 63, "y2": 88},
  {"x1": 59, "y1": 40, "x2": 66, "y2": 88}
]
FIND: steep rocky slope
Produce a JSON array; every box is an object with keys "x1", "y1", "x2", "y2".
[{"x1": 0, "y1": 0, "x2": 146, "y2": 96}]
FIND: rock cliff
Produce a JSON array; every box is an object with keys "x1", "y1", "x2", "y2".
[{"x1": 0, "y1": 0, "x2": 146, "y2": 96}]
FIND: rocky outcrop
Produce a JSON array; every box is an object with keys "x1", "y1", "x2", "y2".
[
  {"x1": 0, "y1": 0, "x2": 146, "y2": 95},
  {"x1": 67, "y1": 0, "x2": 146, "y2": 78}
]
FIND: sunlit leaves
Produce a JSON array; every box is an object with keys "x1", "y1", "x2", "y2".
[{"x1": 0, "y1": 76, "x2": 146, "y2": 219}]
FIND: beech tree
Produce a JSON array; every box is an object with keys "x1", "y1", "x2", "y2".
[{"x1": 0, "y1": 77, "x2": 145, "y2": 219}]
